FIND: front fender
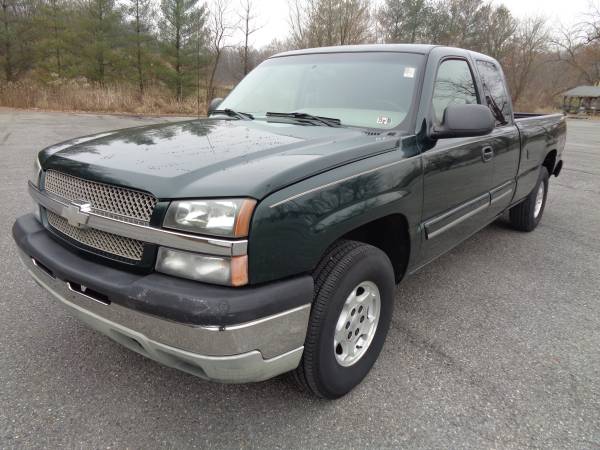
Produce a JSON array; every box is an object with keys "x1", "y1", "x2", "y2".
[{"x1": 248, "y1": 148, "x2": 423, "y2": 284}]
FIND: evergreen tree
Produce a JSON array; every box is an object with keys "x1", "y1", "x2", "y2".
[
  {"x1": 76, "y1": 0, "x2": 125, "y2": 83},
  {"x1": 159, "y1": 0, "x2": 207, "y2": 99},
  {"x1": 0, "y1": 0, "x2": 37, "y2": 81},
  {"x1": 0, "y1": 0, "x2": 17, "y2": 80},
  {"x1": 34, "y1": 0, "x2": 72, "y2": 78},
  {"x1": 124, "y1": 0, "x2": 154, "y2": 93},
  {"x1": 377, "y1": 0, "x2": 432, "y2": 44}
]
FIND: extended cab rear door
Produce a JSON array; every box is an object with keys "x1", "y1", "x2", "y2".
[
  {"x1": 474, "y1": 58, "x2": 520, "y2": 215},
  {"x1": 416, "y1": 50, "x2": 497, "y2": 266}
]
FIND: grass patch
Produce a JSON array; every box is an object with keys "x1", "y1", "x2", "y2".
[{"x1": 0, "y1": 79, "x2": 230, "y2": 115}]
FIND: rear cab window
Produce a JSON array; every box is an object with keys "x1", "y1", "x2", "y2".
[{"x1": 476, "y1": 60, "x2": 512, "y2": 126}]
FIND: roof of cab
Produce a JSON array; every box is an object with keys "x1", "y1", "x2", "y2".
[
  {"x1": 272, "y1": 44, "x2": 501, "y2": 66},
  {"x1": 272, "y1": 44, "x2": 438, "y2": 58}
]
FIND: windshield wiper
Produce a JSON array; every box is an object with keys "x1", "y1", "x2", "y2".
[
  {"x1": 266, "y1": 112, "x2": 342, "y2": 127},
  {"x1": 209, "y1": 109, "x2": 254, "y2": 120}
]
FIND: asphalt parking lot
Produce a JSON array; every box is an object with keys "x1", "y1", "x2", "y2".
[{"x1": 1, "y1": 109, "x2": 598, "y2": 448}]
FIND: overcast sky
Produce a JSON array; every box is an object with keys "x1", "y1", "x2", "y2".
[{"x1": 237, "y1": 0, "x2": 597, "y2": 48}]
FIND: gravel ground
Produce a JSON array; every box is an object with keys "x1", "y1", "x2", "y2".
[{"x1": 0, "y1": 109, "x2": 598, "y2": 449}]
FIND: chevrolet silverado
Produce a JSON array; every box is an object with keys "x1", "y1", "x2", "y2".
[{"x1": 13, "y1": 45, "x2": 566, "y2": 398}]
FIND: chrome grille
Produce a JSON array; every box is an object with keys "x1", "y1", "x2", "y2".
[
  {"x1": 43, "y1": 170, "x2": 156, "y2": 262},
  {"x1": 47, "y1": 211, "x2": 145, "y2": 261},
  {"x1": 45, "y1": 170, "x2": 156, "y2": 223}
]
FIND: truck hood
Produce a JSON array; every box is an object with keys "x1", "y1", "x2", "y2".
[{"x1": 41, "y1": 118, "x2": 402, "y2": 199}]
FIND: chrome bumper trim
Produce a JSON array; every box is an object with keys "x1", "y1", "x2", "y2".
[
  {"x1": 29, "y1": 182, "x2": 248, "y2": 257},
  {"x1": 19, "y1": 250, "x2": 309, "y2": 383}
]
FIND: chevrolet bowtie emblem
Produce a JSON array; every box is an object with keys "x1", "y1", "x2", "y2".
[{"x1": 63, "y1": 202, "x2": 92, "y2": 228}]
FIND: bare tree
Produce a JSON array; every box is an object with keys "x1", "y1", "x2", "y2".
[
  {"x1": 206, "y1": 0, "x2": 234, "y2": 104},
  {"x1": 434, "y1": 0, "x2": 486, "y2": 48},
  {"x1": 238, "y1": 0, "x2": 261, "y2": 76},
  {"x1": 552, "y1": 23, "x2": 600, "y2": 86},
  {"x1": 289, "y1": 0, "x2": 372, "y2": 48},
  {"x1": 582, "y1": 1, "x2": 600, "y2": 42},
  {"x1": 479, "y1": 4, "x2": 517, "y2": 61},
  {"x1": 504, "y1": 17, "x2": 548, "y2": 105},
  {"x1": 288, "y1": 0, "x2": 307, "y2": 47},
  {"x1": 377, "y1": 0, "x2": 515, "y2": 54},
  {"x1": 337, "y1": 0, "x2": 372, "y2": 44}
]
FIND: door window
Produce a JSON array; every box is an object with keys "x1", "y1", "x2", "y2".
[
  {"x1": 476, "y1": 60, "x2": 512, "y2": 125},
  {"x1": 432, "y1": 59, "x2": 478, "y2": 123}
]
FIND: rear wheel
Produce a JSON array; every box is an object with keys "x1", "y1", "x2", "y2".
[
  {"x1": 294, "y1": 240, "x2": 395, "y2": 399},
  {"x1": 509, "y1": 167, "x2": 549, "y2": 232}
]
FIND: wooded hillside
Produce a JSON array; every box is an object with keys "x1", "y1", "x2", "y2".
[{"x1": 1, "y1": 0, "x2": 599, "y2": 114}]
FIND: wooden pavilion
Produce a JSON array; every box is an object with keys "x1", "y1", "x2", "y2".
[{"x1": 563, "y1": 85, "x2": 600, "y2": 115}]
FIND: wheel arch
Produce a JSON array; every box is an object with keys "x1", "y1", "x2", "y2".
[
  {"x1": 247, "y1": 152, "x2": 422, "y2": 285},
  {"x1": 340, "y1": 214, "x2": 410, "y2": 284},
  {"x1": 543, "y1": 149, "x2": 558, "y2": 176}
]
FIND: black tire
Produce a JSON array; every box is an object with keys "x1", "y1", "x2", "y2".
[
  {"x1": 509, "y1": 167, "x2": 549, "y2": 232},
  {"x1": 293, "y1": 240, "x2": 395, "y2": 399}
]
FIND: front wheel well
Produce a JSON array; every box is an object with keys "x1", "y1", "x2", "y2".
[
  {"x1": 543, "y1": 150, "x2": 557, "y2": 176},
  {"x1": 340, "y1": 214, "x2": 410, "y2": 284}
]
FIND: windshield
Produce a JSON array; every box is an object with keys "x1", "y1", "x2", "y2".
[{"x1": 219, "y1": 52, "x2": 424, "y2": 130}]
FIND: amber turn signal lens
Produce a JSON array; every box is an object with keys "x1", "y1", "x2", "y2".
[
  {"x1": 233, "y1": 199, "x2": 257, "y2": 237},
  {"x1": 231, "y1": 255, "x2": 249, "y2": 286}
]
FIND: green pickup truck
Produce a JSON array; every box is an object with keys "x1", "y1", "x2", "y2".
[{"x1": 13, "y1": 44, "x2": 566, "y2": 398}]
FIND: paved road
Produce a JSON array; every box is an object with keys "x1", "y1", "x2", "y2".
[{"x1": 1, "y1": 110, "x2": 598, "y2": 449}]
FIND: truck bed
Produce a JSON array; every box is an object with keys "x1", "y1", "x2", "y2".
[{"x1": 514, "y1": 112, "x2": 563, "y2": 120}]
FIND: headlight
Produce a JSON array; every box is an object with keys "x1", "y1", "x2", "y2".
[
  {"x1": 163, "y1": 198, "x2": 256, "y2": 237},
  {"x1": 30, "y1": 155, "x2": 42, "y2": 187},
  {"x1": 156, "y1": 248, "x2": 248, "y2": 286}
]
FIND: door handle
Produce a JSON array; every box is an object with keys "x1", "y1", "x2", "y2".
[{"x1": 482, "y1": 146, "x2": 494, "y2": 162}]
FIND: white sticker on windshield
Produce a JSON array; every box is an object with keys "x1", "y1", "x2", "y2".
[
  {"x1": 377, "y1": 116, "x2": 391, "y2": 126},
  {"x1": 404, "y1": 67, "x2": 416, "y2": 78}
]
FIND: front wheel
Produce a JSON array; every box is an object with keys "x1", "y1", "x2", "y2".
[
  {"x1": 509, "y1": 167, "x2": 549, "y2": 232},
  {"x1": 294, "y1": 240, "x2": 395, "y2": 399}
]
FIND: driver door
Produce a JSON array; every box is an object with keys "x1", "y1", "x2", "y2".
[{"x1": 417, "y1": 57, "x2": 495, "y2": 266}]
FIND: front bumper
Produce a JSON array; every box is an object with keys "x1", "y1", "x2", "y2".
[{"x1": 13, "y1": 214, "x2": 313, "y2": 383}]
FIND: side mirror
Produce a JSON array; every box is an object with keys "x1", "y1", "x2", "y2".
[
  {"x1": 208, "y1": 98, "x2": 223, "y2": 113},
  {"x1": 431, "y1": 104, "x2": 495, "y2": 139}
]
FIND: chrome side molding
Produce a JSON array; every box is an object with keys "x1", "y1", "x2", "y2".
[
  {"x1": 490, "y1": 180, "x2": 515, "y2": 205},
  {"x1": 424, "y1": 193, "x2": 491, "y2": 240}
]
